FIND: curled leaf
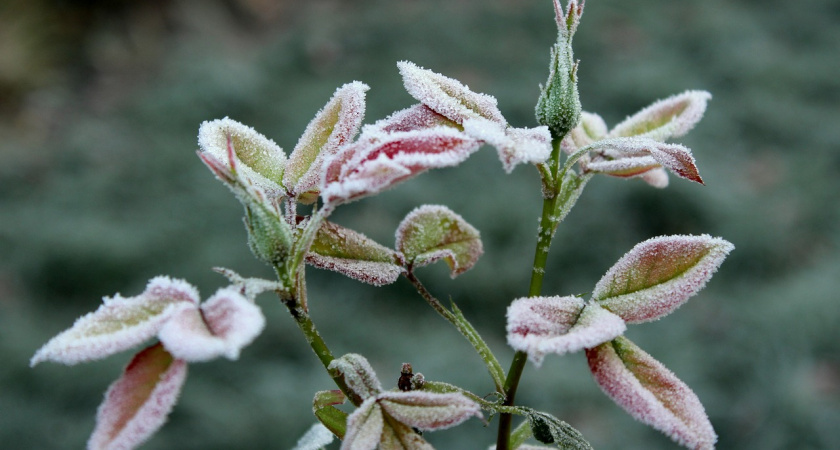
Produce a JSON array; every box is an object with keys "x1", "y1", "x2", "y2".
[
  {"x1": 396, "y1": 205, "x2": 483, "y2": 277},
  {"x1": 328, "y1": 353, "x2": 383, "y2": 401},
  {"x1": 586, "y1": 336, "x2": 716, "y2": 450},
  {"x1": 583, "y1": 137, "x2": 704, "y2": 185},
  {"x1": 462, "y1": 118, "x2": 552, "y2": 173},
  {"x1": 377, "y1": 391, "x2": 482, "y2": 431},
  {"x1": 285, "y1": 82, "x2": 369, "y2": 203},
  {"x1": 306, "y1": 220, "x2": 404, "y2": 286},
  {"x1": 198, "y1": 117, "x2": 287, "y2": 195},
  {"x1": 88, "y1": 343, "x2": 187, "y2": 450},
  {"x1": 320, "y1": 127, "x2": 480, "y2": 207},
  {"x1": 398, "y1": 61, "x2": 506, "y2": 125},
  {"x1": 31, "y1": 277, "x2": 198, "y2": 366},
  {"x1": 506, "y1": 296, "x2": 625, "y2": 367},
  {"x1": 592, "y1": 235, "x2": 734, "y2": 323},
  {"x1": 158, "y1": 287, "x2": 266, "y2": 362},
  {"x1": 608, "y1": 90, "x2": 711, "y2": 142}
]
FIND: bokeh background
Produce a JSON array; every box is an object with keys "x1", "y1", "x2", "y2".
[{"x1": 2, "y1": 0, "x2": 838, "y2": 448}]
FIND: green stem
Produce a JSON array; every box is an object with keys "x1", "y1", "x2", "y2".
[{"x1": 405, "y1": 270, "x2": 507, "y2": 393}]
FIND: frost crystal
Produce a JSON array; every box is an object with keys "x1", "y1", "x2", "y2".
[
  {"x1": 592, "y1": 235, "x2": 734, "y2": 323},
  {"x1": 586, "y1": 337, "x2": 717, "y2": 449},
  {"x1": 285, "y1": 82, "x2": 369, "y2": 203},
  {"x1": 506, "y1": 296, "x2": 626, "y2": 367}
]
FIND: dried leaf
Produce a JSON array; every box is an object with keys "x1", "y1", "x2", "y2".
[
  {"x1": 328, "y1": 354, "x2": 383, "y2": 401},
  {"x1": 377, "y1": 391, "x2": 482, "y2": 431},
  {"x1": 321, "y1": 127, "x2": 480, "y2": 207},
  {"x1": 592, "y1": 235, "x2": 734, "y2": 323},
  {"x1": 198, "y1": 117, "x2": 286, "y2": 195},
  {"x1": 285, "y1": 82, "x2": 369, "y2": 203},
  {"x1": 506, "y1": 296, "x2": 626, "y2": 367},
  {"x1": 31, "y1": 277, "x2": 199, "y2": 366},
  {"x1": 608, "y1": 91, "x2": 711, "y2": 142},
  {"x1": 306, "y1": 220, "x2": 404, "y2": 286},
  {"x1": 398, "y1": 61, "x2": 506, "y2": 125},
  {"x1": 586, "y1": 337, "x2": 716, "y2": 449},
  {"x1": 396, "y1": 205, "x2": 483, "y2": 277},
  {"x1": 158, "y1": 288, "x2": 265, "y2": 362},
  {"x1": 88, "y1": 343, "x2": 187, "y2": 450}
]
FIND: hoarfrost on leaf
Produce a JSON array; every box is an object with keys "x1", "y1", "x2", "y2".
[
  {"x1": 198, "y1": 117, "x2": 287, "y2": 197},
  {"x1": 398, "y1": 61, "x2": 506, "y2": 125},
  {"x1": 592, "y1": 235, "x2": 734, "y2": 323},
  {"x1": 586, "y1": 336, "x2": 716, "y2": 450},
  {"x1": 292, "y1": 423, "x2": 335, "y2": 450},
  {"x1": 328, "y1": 353, "x2": 383, "y2": 401},
  {"x1": 88, "y1": 342, "x2": 187, "y2": 450},
  {"x1": 306, "y1": 220, "x2": 404, "y2": 286},
  {"x1": 341, "y1": 398, "x2": 384, "y2": 450},
  {"x1": 608, "y1": 91, "x2": 711, "y2": 142},
  {"x1": 462, "y1": 118, "x2": 552, "y2": 173},
  {"x1": 362, "y1": 103, "x2": 458, "y2": 135},
  {"x1": 583, "y1": 137, "x2": 704, "y2": 185},
  {"x1": 377, "y1": 391, "x2": 482, "y2": 431},
  {"x1": 31, "y1": 276, "x2": 199, "y2": 366},
  {"x1": 506, "y1": 296, "x2": 626, "y2": 367},
  {"x1": 285, "y1": 82, "x2": 369, "y2": 203},
  {"x1": 396, "y1": 205, "x2": 483, "y2": 277}
]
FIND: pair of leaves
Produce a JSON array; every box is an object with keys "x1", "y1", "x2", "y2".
[
  {"x1": 306, "y1": 205, "x2": 483, "y2": 285},
  {"x1": 507, "y1": 235, "x2": 732, "y2": 449},
  {"x1": 31, "y1": 276, "x2": 267, "y2": 450},
  {"x1": 323, "y1": 354, "x2": 482, "y2": 450},
  {"x1": 561, "y1": 90, "x2": 711, "y2": 187}
]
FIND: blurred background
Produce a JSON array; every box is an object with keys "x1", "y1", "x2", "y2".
[{"x1": 1, "y1": 0, "x2": 838, "y2": 448}]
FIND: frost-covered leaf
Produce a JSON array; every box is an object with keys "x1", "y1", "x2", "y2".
[
  {"x1": 396, "y1": 205, "x2": 483, "y2": 277},
  {"x1": 285, "y1": 82, "x2": 369, "y2": 203},
  {"x1": 462, "y1": 118, "x2": 552, "y2": 173},
  {"x1": 586, "y1": 336, "x2": 716, "y2": 450},
  {"x1": 506, "y1": 296, "x2": 625, "y2": 367},
  {"x1": 198, "y1": 117, "x2": 286, "y2": 195},
  {"x1": 212, "y1": 267, "x2": 286, "y2": 300},
  {"x1": 398, "y1": 61, "x2": 506, "y2": 126},
  {"x1": 31, "y1": 277, "x2": 198, "y2": 366},
  {"x1": 328, "y1": 354, "x2": 383, "y2": 401},
  {"x1": 313, "y1": 390, "x2": 348, "y2": 440},
  {"x1": 158, "y1": 288, "x2": 265, "y2": 362},
  {"x1": 88, "y1": 343, "x2": 187, "y2": 450},
  {"x1": 306, "y1": 220, "x2": 404, "y2": 286},
  {"x1": 321, "y1": 127, "x2": 480, "y2": 207},
  {"x1": 561, "y1": 111, "x2": 608, "y2": 154},
  {"x1": 379, "y1": 416, "x2": 433, "y2": 450},
  {"x1": 293, "y1": 423, "x2": 336, "y2": 450},
  {"x1": 378, "y1": 391, "x2": 482, "y2": 431},
  {"x1": 608, "y1": 91, "x2": 711, "y2": 142},
  {"x1": 639, "y1": 167, "x2": 670, "y2": 188},
  {"x1": 362, "y1": 104, "x2": 458, "y2": 135},
  {"x1": 584, "y1": 137, "x2": 704, "y2": 185},
  {"x1": 525, "y1": 409, "x2": 593, "y2": 450},
  {"x1": 341, "y1": 398, "x2": 383, "y2": 450},
  {"x1": 592, "y1": 235, "x2": 734, "y2": 323}
]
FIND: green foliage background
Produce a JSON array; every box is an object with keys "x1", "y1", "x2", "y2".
[{"x1": 2, "y1": 0, "x2": 838, "y2": 448}]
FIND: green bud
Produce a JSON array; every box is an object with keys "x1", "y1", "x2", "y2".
[{"x1": 536, "y1": 0, "x2": 584, "y2": 139}]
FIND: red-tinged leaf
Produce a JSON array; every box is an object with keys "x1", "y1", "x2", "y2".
[
  {"x1": 592, "y1": 235, "x2": 734, "y2": 323},
  {"x1": 396, "y1": 205, "x2": 483, "y2": 277},
  {"x1": 320, "y1": 127, "x2": 479, "y2": 206},
  {"x1": 398, "y1": 61, "x2": 506, "y2": 125},
  {"x1": 31, "y1": 277, "x2": 199, "y2": 366},
  {"x1": 285, "y1": 82, "x2": 369, "y2": 203},
  {"x1": 198, "y1": 117, "x2": 287, "y2": 192},
  {"x1": 377, "y1": 391, "x2": 482, "y2": 431},
  {"x1": 608, "y1": 91, "x2": 711, "y2": 142},
  {"x1": 328, "y1": 354, "x2": 383, "y2": 401},
  {"x1": 639, "y1": 167, "x2": 670, "y2": 188},
  {"x1": 506, "y1": 296, "x2": 626, "y2": 367},
  {"x1": 341, "y1": 398, "x2": 383, "y2": 450},
  {"x1": 306, "y1": 220, "x2": 404, "y2": 286},
  {"x1": 158, "y1": 288, "x2": 265, "y2": 362},
  {"x1": 362, "y1": 104, "x2": 458, "y2": 135},
  {"x1": 88, "y1": 343, "x2": 187, "y2": 450},
  {"x1": 585, "y1": 137, "x2": 704, "y2": 185},
  {"x1": 586, "y1": 337, "x2": 716, "y2": 450}
]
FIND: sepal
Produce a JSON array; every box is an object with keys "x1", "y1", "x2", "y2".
[
  {"x1": 592, "y1": 235, "x2": 734, "y2": 323},
  {"x1": 586, "y1": 337, "x2": 716, "y2": 449},
  {"x1": 396, "y1": 205, "x2": 483, "y2": 277},
  {"x1": 87, "y1": 343, "x2": 187, "y2": 450}
]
